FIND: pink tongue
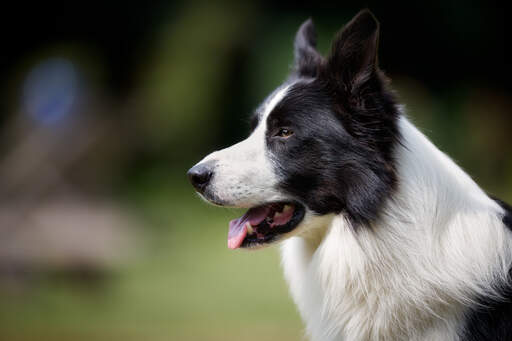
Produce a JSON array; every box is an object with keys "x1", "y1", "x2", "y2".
[{"x1": 228, "y1": 206, "x2": 270, "y2": 249}]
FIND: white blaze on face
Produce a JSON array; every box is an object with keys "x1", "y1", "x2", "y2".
[{"x1": 198, "y1": 84, "x2": 292, "y2": 208}]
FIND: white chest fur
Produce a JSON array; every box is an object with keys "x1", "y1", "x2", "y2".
[{"x1": 281, "y1": 223, "x2": 463, "y2": 341}]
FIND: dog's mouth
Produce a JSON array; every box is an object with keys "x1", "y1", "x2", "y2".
[{"x1": 228, "y1": 202, "x2": 305, "y2": 249}]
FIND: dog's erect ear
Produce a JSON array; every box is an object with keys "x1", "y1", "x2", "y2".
[
  {"x1": 326, "y1": 10, "x2": 380, "y2": 97},
  {"x1": 293, "y1": 19, "x2": 323, "y2": 78}
]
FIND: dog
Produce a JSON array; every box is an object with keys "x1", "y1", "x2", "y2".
[{"x1": 187, "y1": 10, "x2": 512, "y2": 340}]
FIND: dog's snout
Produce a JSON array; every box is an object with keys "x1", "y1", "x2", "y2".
[{"x1": 187, "y1": 161, "x2": 215, "y2": 193}]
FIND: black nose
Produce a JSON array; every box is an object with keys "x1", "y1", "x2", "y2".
[{"x1": 187, "y1": 161, "x2": 215, "y2": 193}]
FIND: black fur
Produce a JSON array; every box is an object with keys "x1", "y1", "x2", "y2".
[
  {"x1": 494, "y1": 198, "x2": 512, "y2": 230},
  {"x1": 459, "y1": 198, "x2": 512, "y2": 340},
  {"x1": 265, "y1": 10, "x2": 400, "y2": 226}
]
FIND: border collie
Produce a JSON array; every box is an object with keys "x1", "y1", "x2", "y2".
[{"x1": 187, "y1": 10, "x2": 512, "y2": 340}]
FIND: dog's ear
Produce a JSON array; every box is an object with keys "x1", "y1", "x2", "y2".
[
  {"x1": 325, "y1": 10, "x2": 381, "y2": 101},
  {"x1": 293, "y1": 19, "x2": 323, "y2": 78}
]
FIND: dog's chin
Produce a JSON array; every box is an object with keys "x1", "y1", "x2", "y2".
[{"x1": 199, "y1": 191, "x2": 306, "y2": 250}]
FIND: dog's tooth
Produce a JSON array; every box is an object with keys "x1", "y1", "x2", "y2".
[
  {"x1": 283, "y1": 205, "x2": 293, "y2": 213},
  {"x1": 274, "y1": 211, "x2": 283, "y2": 220},
  {"x1": 246, "y1": 222, "x2": 254, "y2": 234}
]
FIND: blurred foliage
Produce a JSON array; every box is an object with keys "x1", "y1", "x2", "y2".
[{"x1": 138, "y1": 2, "x2": 256, "y2": 153}]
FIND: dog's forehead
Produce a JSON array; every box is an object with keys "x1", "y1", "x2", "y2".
[
  {"x1": 253, "y1": 83, "x2": 294, "y2": 127},
  {"x1": 253, "y1": 79, "x2": 326, "y2": 129}
]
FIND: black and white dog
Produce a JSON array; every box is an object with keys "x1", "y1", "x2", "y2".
[{"x1": 187, "y1": 10, "x2": 512, "y2": 340}]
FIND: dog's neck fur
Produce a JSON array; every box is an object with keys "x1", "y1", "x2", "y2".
[{"x1": 281, "y1": 115, "x2": 512, "y2": 341}]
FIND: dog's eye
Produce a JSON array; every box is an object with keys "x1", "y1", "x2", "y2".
[{"x1": 276, "y1": 128, "x2": 294, "y2": 138}]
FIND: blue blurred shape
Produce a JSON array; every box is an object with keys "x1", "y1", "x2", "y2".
[{"x1": 23, "y1": 58, "x2": 80, "y2": 125}]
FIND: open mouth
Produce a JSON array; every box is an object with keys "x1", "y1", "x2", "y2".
[{"x1": 228, "y1": 202, "x2": 305, "y2": 249}]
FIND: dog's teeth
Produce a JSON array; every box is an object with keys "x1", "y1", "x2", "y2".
[
  {"x1": 283, "y1": 205, "x2": 293, "y2": 213},
  {"x1": 246, "y1": 222, "x2": 254, "y2": 234},
  {"x1": 274, "y1": 211, "x2": 283, "y2": 220}
]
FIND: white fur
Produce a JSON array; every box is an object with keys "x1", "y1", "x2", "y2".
[
  {"x1": 197, "y1": 85, "x2": 292, "y2": 207},
  {"x1": 281, "y1": 115, "x2": 512, "y2": 340}
]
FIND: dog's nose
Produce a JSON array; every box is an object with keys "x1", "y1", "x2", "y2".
[{"x1": 187, "y1": 161, "x2": 215, "y2": 193}]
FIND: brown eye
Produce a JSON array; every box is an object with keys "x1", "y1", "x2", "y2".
[{"x1": 276, "y1": 128, "x2": 294, "y2": 138}]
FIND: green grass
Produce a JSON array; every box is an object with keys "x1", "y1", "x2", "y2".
[{"x1": 0, "y1": 173, "x2": 304, "y2": 341}]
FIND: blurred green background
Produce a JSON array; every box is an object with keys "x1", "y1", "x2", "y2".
[{"x1": 0, "y1": 1, "x2": 510, "y2": 340}]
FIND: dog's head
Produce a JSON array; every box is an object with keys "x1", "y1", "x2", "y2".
[{"x1": 188, "y1": 10, "x2": 400, "y2": 249}]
